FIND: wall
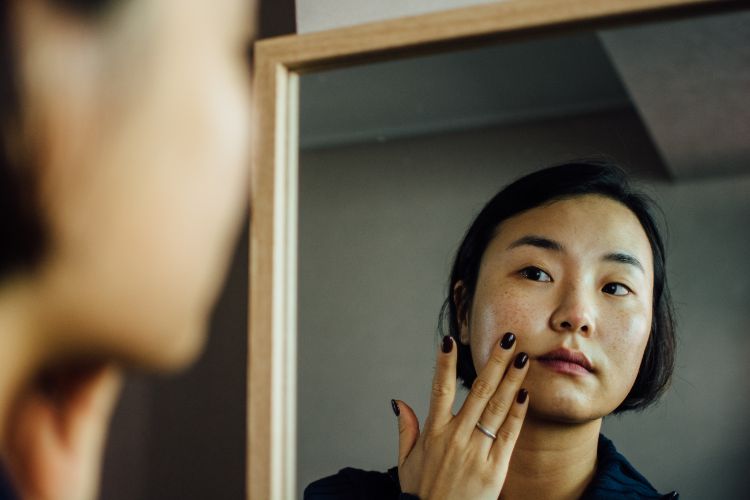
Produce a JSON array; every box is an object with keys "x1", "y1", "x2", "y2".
[
  {"x1": 295, "y1": 0, "x2": 504, "y2": 33},
  {"x1": 297, "y1": 109, "x2": 750, "y2": 498}
]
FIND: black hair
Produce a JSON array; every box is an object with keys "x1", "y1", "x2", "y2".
[
  {"x1": 1, "y1": 0, "x2": 120, "y2": 281},
  {"x1": 0, "y1": 2, "x2": 48, "y2": 281},
  {"x1": 439, "y1": 160, "x2": 675, "y2": 413}
]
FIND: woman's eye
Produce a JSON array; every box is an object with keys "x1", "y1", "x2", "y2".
[
  {"x1": 602, "y1": 282, "x2": 630, "y2": 296},
  {"x1": 519, "y1": 266, "x2": 552, "y2": 282}
]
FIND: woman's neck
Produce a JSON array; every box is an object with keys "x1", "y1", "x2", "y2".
[
  {"x1": 500, "y1": 414, "x2": 601, "y2": 500},
  {"x1": 0, "y1": 275, "x2": 45, "y2": 448}
]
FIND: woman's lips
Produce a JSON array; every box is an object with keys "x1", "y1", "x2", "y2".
[{"x1": 537, "y1": 348, "x2": 593, "y2": 376}]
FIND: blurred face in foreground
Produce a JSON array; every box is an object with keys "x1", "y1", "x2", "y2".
[
  {"x1": 0, "y1": 1, "x2": 257, "y2": 497},
  {"x1": 13, "y1": 0, "x2": 256, "y2": 369}
]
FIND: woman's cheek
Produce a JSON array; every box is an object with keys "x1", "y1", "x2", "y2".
[
  {"x1": 600, "y1": 306, "x2": 651, "y2": 388},
  {"x1": 469, "y1": 287, "x2": 537, "y2": 372}
]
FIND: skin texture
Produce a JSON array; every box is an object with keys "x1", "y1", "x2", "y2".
[
  {"x1": 396, "y1": 194, "x2": 655, "y2": 499},
  {"x1": 0, "y1": 0, "x2": 257, "y2": 498},
  {"x1": 463, "y1": 194, "x2": 654, "y2": 423}
]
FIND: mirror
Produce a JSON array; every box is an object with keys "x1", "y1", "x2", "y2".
[{"x1": 249, "y1": 2, "x2": 749, "y2": 498}]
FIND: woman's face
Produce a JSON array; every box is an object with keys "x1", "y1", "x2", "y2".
[
  {"x1": 15, "y1": 0, "x2": 255, "y2": 369},
  {"x1": 459, "y1": 195, "x2": 654, "y2": 423}
]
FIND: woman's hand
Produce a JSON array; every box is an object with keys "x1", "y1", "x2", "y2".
[
  {"x1": 3, "y1": 362, "x2": 122, "y2": 500},
  {"x1": 394, "y1": 333, "x2": 529, "y2": 500}
]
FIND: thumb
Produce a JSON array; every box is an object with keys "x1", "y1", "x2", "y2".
[
  {"x1": 392, "y1": 399, "x2": 419, "y2": 467},
  {"x1": 4, "y1": 363, "x2": 122, "y2": 500}
]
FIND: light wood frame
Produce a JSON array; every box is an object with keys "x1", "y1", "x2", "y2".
[{"x1": 247, "y1": 0, "x2": 740, "y2": 498}]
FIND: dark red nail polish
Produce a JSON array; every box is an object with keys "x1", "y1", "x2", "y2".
[
  {"x1": 517, "y1": 388, "x2": 528, "y2": 404},
  {"x1": 500, "y1": 332, "x2": 516, "y2": 350},
  {"x1": 514, "y1": 352, "x2": 529, "y2": 369},
  {"x1": 391, "y1": 399, "x2": 400, "y2": 416},
  {"x1": 442, "y1": 335, "x2": 453, "y2": 353}
]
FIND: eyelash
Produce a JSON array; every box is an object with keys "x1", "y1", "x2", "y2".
[
  {"x1": 602, "y1": 283, "x2": 632, "y2": 296},
  {"x1": 519, "y1": 266, "x2": 552, "y2": 282},
  {"x1": 519, "y1": 266, "x2": 633, "y2": 296}
]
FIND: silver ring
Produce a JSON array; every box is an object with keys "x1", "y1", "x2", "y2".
[{"x1": 475, "y1": 421, "x2": 497, "y2": 440}]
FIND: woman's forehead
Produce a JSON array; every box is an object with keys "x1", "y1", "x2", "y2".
[{"x1": 489, "y1": 195, "x2": 654, "y2": 265}]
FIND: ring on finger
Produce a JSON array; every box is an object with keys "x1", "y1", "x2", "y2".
[{"x1": 475, "y1": 421, "x2": 497, "y2": 440}]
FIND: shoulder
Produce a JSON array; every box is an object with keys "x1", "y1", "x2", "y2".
[
  {"x1": 581, "y1": 434, "x2": 678, "y2": 500},
  {"x1": 304, "y1": 466, "x2": 404, "y2": 500}
]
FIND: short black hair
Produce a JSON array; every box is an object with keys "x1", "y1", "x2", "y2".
[
  {"x1": 2, "y1": 0, "x2": 116, "y2": 281},
  {"x1": 0, "y1": 2, "x2": 48, "y2": 281},
  {"x1": 439, "y1": 160, "x2": 675, "y2": 413}
]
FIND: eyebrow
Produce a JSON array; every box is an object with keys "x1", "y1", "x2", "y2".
[
  {"x1": 507, "y1": 235, "x2": 645, "y2": 273},
  {"x1": 507, "y1": 235, "x2": 563, "y2": 252},
  {"x1": 603, "y1": 252, "x2": 645, "y2": 273}
]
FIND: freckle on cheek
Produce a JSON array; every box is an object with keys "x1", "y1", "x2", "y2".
[{"x1": 470, "y1": 294, "x2": 531, "y2": 372}]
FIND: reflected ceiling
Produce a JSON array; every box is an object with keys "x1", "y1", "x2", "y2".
[{"x1": 300, "y1": 11, "x2": 750, "y2": 179}]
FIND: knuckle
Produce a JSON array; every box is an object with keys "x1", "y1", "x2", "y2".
[
  {"x1": 505, "y1": 366, "x2": 526, "y2": 383},
  {"x1": 504, "y1": 407, "x2": 522, "y2": 425},
  {"x1": 437, "y1": 351, "x2": 454, "y2": 367},
  {"x1": 422, "y1": 430, "x2": 437, "y2": 447},
  {"x1": 425, "y1": 425, "x2": 443, "y2": 440},
  {"x1": 479, "y1": 469, "x2": 497, "y2": 487},
  {"x1": 447, "y1": 430, "x2": 464, "y2": 448},
  {"x1": 489, "y1": 348, "x2": 508, "y2": 366},
  {"x1": 497, "y1": 426, "x2": 516, "y2": 444},
  {"x1": 425, "y1": 425, "x2": 452, "y2": 448},
  {"x1": 431, "y1": 381, "x2": 452, "y2": 399},
  {"x1": 484, "y1": 397, "x2": 510, "y2": 417},
  {"x1": 471, "y1": 378, "x2": 494, "y2": 399}
]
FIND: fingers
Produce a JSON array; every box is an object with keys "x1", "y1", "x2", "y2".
[
  {"x1": 66, "y1": 364, "x2": 123, "y2": 450},
  {"x1": 3, "y1": 363, "x2": 123, "y2": 500},
  {"x1": 456, "y1": 332, "x2": 517, "y2": 436},
  {"x1": 425, "y1": 336, "x2": 457, "y2": 430},
  {"x1": 473, "y1": 352, "x2": 529, "y2": 453},
  {"x1": 489, "y1": 388, "x2": 529, "y2": 465},
  {"x1": 4, "y1": 386, "x2": 58, "y2": 498},
  {"x1": 393, "y1": 400, "x2": 420, "y2": 468}
]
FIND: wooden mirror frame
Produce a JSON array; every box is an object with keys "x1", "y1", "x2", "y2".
[{"x1": 247, "y1": 0, "x2": 741, "y2": 497}]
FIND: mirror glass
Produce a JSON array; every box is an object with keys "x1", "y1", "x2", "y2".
[{"x1": 297, "y1": 10, "x2": 750, "y2": 498}]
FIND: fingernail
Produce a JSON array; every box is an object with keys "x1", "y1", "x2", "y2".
[
  {"x1": 517, "y1": 388, "x2": 528, "y2": 404},
  {"x1": 442, "y1": 335, "x2": 453, "y2": 353},
  {"x1": 514, "y1": 352, "x2": 529, "y2": 369},
  {"x1": 500, "y1": 332, "x2": 516, "y2": 350},
  {"x1": 391, "y1": 399, "x2": 400, "y2": 416}
]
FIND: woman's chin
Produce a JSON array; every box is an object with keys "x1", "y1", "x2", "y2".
[
  {"x1": 148, "y1": 322, "x2": 209, "y2": 373},
  {"x1": 527, "y1": 406, "x2": 598, "y2": 425},
  {"x1": 108, "y1": 316, "x2": 211, "y2": 374},
  {"x1": 525, "y1": 392, "x2": 607, "y2": 425}
]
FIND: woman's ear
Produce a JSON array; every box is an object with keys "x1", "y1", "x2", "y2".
[{"x1": 453, "y1": 281, "x2": 470, "y2": 345}]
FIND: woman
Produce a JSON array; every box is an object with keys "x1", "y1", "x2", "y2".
[
  {"x1": 0, "y1": 0, "x2": 256, "y2": 498},
  {"x1": 306, "y1": 161, "x2": 677, "y2": 499}
]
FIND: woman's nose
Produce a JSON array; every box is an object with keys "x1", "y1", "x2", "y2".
[{"x1": 550, "y1": 286, "x2": 594, "y2": 335}]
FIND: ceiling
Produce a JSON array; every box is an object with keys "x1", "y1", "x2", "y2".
[
  {"x1": 299, "y1": 10, "x2": 750, "y2": 180},
  {"x1": 600, "y1": 11, "x2": 750, "y2": 179}
]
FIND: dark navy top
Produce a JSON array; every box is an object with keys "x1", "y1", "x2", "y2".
[
  {"x1": 304, "y1": 434, "x2": 678, "y2": 499},
  {"x1": 0, "y1": 462, "x2": 17, "y2": 500}
]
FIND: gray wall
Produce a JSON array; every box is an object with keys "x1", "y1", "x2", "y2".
[
  {"x1": 295, "y1": 0, "x2": 501, "y2": 33},
  {"x1": 297, "y1": 109, "x2": 750, "y2": 498}
]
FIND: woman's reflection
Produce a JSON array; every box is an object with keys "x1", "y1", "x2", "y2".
[{"x1": 306, "y1": 160, "x2": 677, "y2": 499}]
